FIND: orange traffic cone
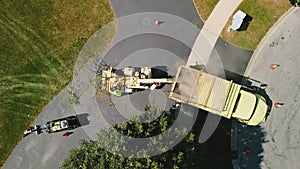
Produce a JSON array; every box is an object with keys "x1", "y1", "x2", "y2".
[
  {"x1": 155, "y1": 20, "x2": 160, "y2": 26},
  {"x1": 274, "y1": 102, "x2": 284, "y2": 108},
  {"x1": 270, "y1": 64, "x2": 280, "y2": 70}
]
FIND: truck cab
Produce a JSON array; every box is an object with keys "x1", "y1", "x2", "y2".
[{"x1": 232, "y1": 90, "x2": 268, "y2": 126}]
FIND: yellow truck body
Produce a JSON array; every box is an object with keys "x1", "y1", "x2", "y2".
[{"x1": 169, "y1": 66, "x2": 268, "y2": 126}]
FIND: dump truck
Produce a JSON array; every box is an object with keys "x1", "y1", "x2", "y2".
[{"x1": 169, "y1": 66, "x2": 268, "y2": 126}]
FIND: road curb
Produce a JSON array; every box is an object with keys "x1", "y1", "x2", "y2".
[{"x1": 244, "y1": 7, "x2": 298, "y2": 77}]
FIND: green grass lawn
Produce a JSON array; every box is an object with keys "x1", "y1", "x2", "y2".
[
  {"x1": 194, "y1": 0, "x2": 291, "y2": 50},
  {"x1": 0, "y1": 0, "x2": 115, "y2": 166},
  {"x1": 193, "y1": 0, "x2": 219, "y2": 22}
]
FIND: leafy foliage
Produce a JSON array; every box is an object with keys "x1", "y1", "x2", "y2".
[{"x1": 61, "y1": 105, "x2": 197, "y2": 169}]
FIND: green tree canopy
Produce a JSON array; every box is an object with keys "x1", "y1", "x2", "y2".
[{"x1": 61, "y1": 105, "x2": 197, "y2": 169}]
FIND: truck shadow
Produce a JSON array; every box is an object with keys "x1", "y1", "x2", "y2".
[
  {"x1": 233, "y1": 122, "x2": 267, "y2": 169},
  {"x1": 77, "y1": 113, "x2": 90, "y2": 127},
  {"x1": 190, "y1": 110, "x2": 234, "y2": 169},
  {"x1": 223, "y1": 70, "x2": 270, "y2": 169},
  {"x1": 183, "y1": 106, "x2": 267, "y2": 169}
]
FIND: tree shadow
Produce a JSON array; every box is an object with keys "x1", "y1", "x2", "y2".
[
  {"x1": 189, "y1": 109, "x2": 233, "y2": 169},
  {"x1": 289, "y1": 0, "x2": 300, "y2": 6},
  {"x1": 234, "y1": 122, "x2": 267, "y2": 169}
]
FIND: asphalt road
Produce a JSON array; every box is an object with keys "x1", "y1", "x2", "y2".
[
  {"x1": 236, "y1": 7, "x2": 300, "y2": 169},
  {"x1": 3, "y1": 1, "x2": 254, "y2": 168},
  {"x1": 110, "y1": 0, "x2": 202, "y2": 24},
  {"x1": 109, "y1": 0, "x2": 253, "y2": 76},
  {"x1": 3, "y1": 88, "x2": 91, "y2": 169}
]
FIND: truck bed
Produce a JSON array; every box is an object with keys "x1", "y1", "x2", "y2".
[{"x1": 169, "y1": 66, "x2": 241, "y2": 118}]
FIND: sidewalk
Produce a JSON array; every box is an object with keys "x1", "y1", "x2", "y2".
[
  {"x1": 187, "y1": 0, "x2": 243, "y2": 66},
  {"x1": 186, "y1": 1, "x2": 244, "y2": 168}
]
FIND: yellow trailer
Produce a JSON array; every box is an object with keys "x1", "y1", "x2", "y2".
[{"x1": 100, "y1": 66, "x2": 174, "y2": 96}]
